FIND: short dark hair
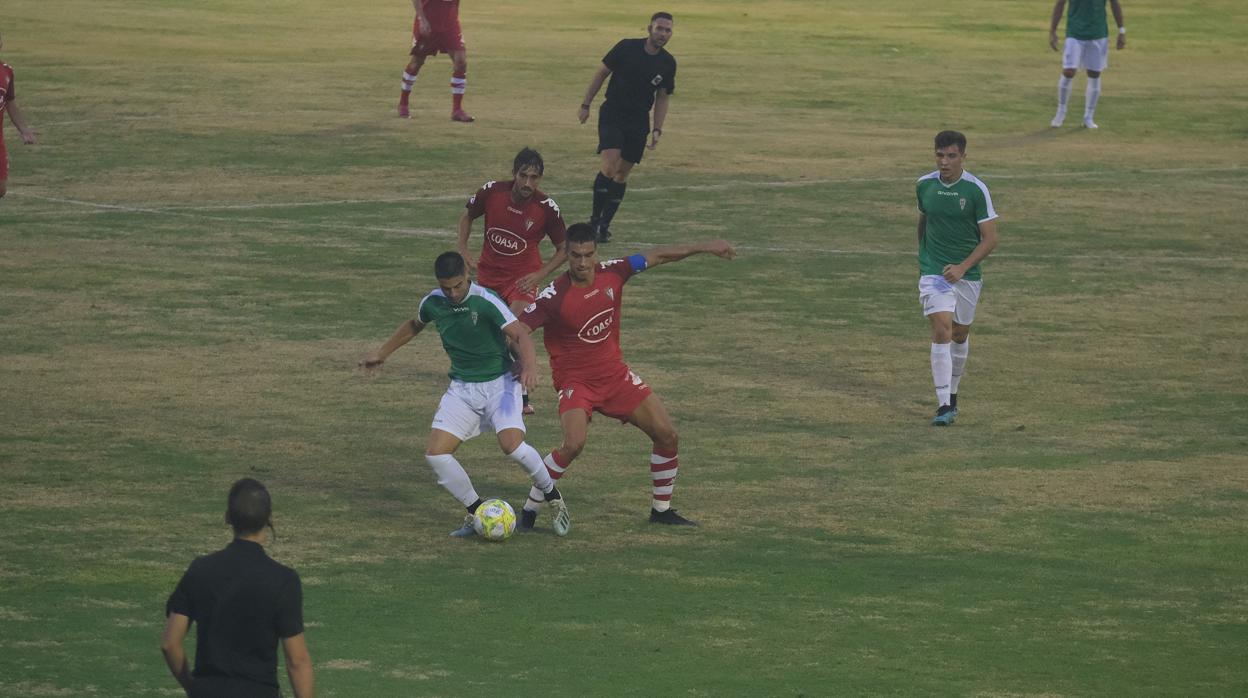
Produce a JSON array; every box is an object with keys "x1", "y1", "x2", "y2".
[
  {"x1": 512, "y1": 147, "x2": 544, "y2": 175},
  {"x1": 434, "y1": 251, "x2": 467, "y2": 279},
  {"x1": 650, "y1": 11, "x2": 673, "y2": 24},
  {"x1": 227, "y1": 478, "x2": 272, "y2": 536},
  {"x1": 565, "y1": 223, "x2": 598, "y2": 247},
  {"x1": 934, "y1": 130, "x2": 967, "y2": 153}
]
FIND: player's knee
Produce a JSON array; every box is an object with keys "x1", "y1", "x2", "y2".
[
  {"x1": 952, "y1": 327, "x2": 971, "y2": 344},
  {"x1": 1086, "y1": 70, "x2": 1101, "y2": 78},
  {"x1": 1062, "y1": 68, "x2": 1077, "y2": 78}
]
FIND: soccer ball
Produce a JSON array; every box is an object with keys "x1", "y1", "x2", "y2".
[{"x1": 473, "y1": 498, "x2": 516, "y2": 541}]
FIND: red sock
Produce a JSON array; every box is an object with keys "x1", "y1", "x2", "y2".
[
  {"x1": 451, "y1": 70, "x2": 466, "y2": 110},
  {"x1": 544, "y1": 451, "x2": 570, "y2": 481},
  {"x1": 650, "y1": 447, "x2": 678, "y2": 508}
]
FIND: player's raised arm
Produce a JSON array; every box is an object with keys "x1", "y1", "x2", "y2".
[
  {"x1": 360, "y1": 318, "x2": 426, "y2": 372},
  {"x1": 641, "y1": 240, "x2": 736, "y2": 269},
  {"x1": 578, "y1": 64, "x2": 612, "y2": 123}
]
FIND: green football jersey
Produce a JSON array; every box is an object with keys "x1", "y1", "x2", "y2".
[
  {"x1": 418, "y1": 283, "x2": 516, "y2": 382},
  {"x1": 1066, "y1": 0, "x2": 1110, "y2": 40},
  {"x1": 916, "y1": 170, "x2": 997, "y2": 281}
]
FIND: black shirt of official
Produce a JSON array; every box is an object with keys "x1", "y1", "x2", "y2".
[
  {"x1": 166, "y1": 538, "x2": 304, "y2": 698},
  {"x1": 602, "y1": 38, "x2": 677, "y2": 117}
]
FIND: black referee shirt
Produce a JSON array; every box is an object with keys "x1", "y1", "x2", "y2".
[
  {"x1": 602, "y1": 38, "x2": 677, "y2": 116},
  {"x1": 166, "y1": 539, "x2": 304, "y2": 697}
]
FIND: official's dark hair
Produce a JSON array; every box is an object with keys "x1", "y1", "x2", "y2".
[
  {"x1": 565, "y1": 223, "x2": 598, "y2": 247},
  {"x1": 650, "y1": 11, "x2": 673, "y2": 24},
  {"x1": 934, "y1": 130, "x2": 967, "y2": 153},
  {"x1": 226, "y1": 478, "x2": 272, "y2": 537},
  {"x1": 434, "y1": 251, "x2": 467, "y2": 279},
  {"x1": 512, "y1": 147, "x2": 544, "y2": 176}
]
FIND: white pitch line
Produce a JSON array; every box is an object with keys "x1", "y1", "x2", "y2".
[{"x1": 70, "y1": 163, "x2": 1245, "y2": 213}]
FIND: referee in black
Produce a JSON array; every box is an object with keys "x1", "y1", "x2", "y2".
[
  {"x1": 578, "y1": 11, "x2": 677, "y2": 243},
  {"x1": 161, "y1": 479, "x2": 315, "y2": 698}
]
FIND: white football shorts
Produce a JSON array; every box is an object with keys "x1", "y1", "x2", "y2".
[
  {"x1": 1063, "y1": 37, "x2": 1109, "y2": 72},
  {"x1": 918, "y1": 275, "x2": 983, "y2": 325},
  {"x1": 430, "y1": 373, "x2": 525, "y2": 441}
]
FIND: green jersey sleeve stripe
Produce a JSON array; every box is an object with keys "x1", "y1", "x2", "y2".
[
  {"x1": 964, "y1": 172, "x2": 998, "y2": 223},
  {"x1": 469, "y1": 284, "x2": 518, "y2": 325}
]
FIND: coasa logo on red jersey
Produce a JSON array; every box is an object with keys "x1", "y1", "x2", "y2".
[
  {"x1": 486, "y1": 227, "x2": 527, "y2": 256},
  {"x1": 577, "y1": 308, "x2": 615, "y2": 344}
]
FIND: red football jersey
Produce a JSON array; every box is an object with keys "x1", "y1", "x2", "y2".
[
  {"x1": 0, "y1": 62, "x2": 14, "y2": 148},
  {"x1": 465, "y1": 179, "x2": 566, "y2": 292},
  {"x1": 520, "y1": 258, "x2": 643, "y2": 388},
  {"x1": 419, "y1": 0, "x2": 460, "y2": 30}
]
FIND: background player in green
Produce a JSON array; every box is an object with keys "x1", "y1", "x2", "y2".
[
  {"x1": 360, "y1": 251, "x2": 570, "y2": 536},
  {"x1": 915, "y1": 131, "x2": 999, "y2": 426},
  {"x1": 1049, "y1": 0, "x2": 1126, "y2": 129}
]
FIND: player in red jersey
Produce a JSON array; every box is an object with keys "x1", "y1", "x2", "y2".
[
  {"x1": 459, "y1": 147, "x2": 568, "y2": 414},
  {"x1": 397, "y1": 0, "x2": 474, "y2": 122},
  {"x1": 0, "y1": 33, "x2": 39, "y2": 200},
  {"x1": 516, "y1": 223, "x2": 735, "y2": 530}
]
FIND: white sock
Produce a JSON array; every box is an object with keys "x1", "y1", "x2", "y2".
[
  {"x1": 401, "y1": 71, "x2": 418, "y2": 92},
  {"x1": 507, "y1": 442, "x2": 553, "y2": 492},
  {"x1": 950, "y1": 339, "x2": 969, "y2": 394},
  {"x1": 931, "y1": 342, "x2": 952, "y2": 407},
  {"x1": 1084, "y1": 77, "x2": 1101, "y2": 120},
  {"x1": 425, "y1": 453, "x2": 478, "y2": 507},
  {"x1": 1056, "y1": 75, "x2": 1073, "y2": 114},
  {"x1": 524, "y1": 486, "x2": 545, "y2": 513}
]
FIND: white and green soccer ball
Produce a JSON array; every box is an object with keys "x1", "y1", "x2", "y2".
[{"x1": 473, "y1": 498, "x2": 516, "y2": 541}]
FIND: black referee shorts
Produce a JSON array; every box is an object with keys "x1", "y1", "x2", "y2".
[{"x1": 597, "y1": 107, "x2": 649, "y2": 165}]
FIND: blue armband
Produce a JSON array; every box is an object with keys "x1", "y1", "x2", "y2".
[{"x1": 627, "y1": 254, "x2": 648, "y2": 274}]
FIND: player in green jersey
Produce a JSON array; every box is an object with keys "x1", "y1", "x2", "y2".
[
  {"x1": 1049, "y1": 0, "x2": 1126, "y2": 129},
  {"x1": 915, "y1": 131, "x2": 999, "y2": 426},
  {"x1": 360, "y1": 251, "x2": 570, "y2": 536}
]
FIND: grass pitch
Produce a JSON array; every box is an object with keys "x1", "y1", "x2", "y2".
[{"x1": 2, "y1": 0, "x2": 1246, "y2": 695}]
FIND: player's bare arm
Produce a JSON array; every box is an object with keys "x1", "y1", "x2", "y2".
[
  {"x1": 411, "y1": 0, "x2": 430, "y2": 37},
  {"x1": 6, "y1": 101, "x2": 37, "y2": 144},
  {"x1": 916, "y1": 213, "x2": 927, "y2": 245},
  {"x1": 456, "y1": 209, "x2": 480, "y2": 272},
  {"x1": 942, "y1": 219, "x2": 999, "y2": 283},
  {"x1": 516, "y1": 248, "x2": 568, "y2": 293},
  {"x1": 648, "y1": 91, "x2": 670, "y2": 150},
  {"x1": 1111, "y1": 0, "x2": 1126, "y2": 49},
  {"x1": 281, "y1": 633, "x2": 315, "y2": 698},
  {"x1": 502, "y1": 321, "x2": 539, "y2": 392},
  {"x1": 360, "y1": 318, "x2": 426, "y2": 372},
  {"x1": 642, "y1": 239, "x2": 737, "y2": 269},
  {"x1": 160, "y1": 613, "x2": 193, "y2": 691},
  {"x1": 578, "y1": 64, "x2": 612, "y2": 123},
  {"x1": 1049, "y1": 0, "x2": 1067, "y2": 50}
]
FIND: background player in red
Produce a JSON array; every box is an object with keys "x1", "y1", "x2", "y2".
[
  {"x1": 458, "y1": 147, "x2": 568, "y2": 414},
  {"x1": 397, "y1": 0, "x2": 474, "y2": 122},
  {"x1": 0, "y1": 32, "x2": 39, "y2": 200},
  {"x1": 516, "y1": 223, "x2": 735, "y2": 529}
]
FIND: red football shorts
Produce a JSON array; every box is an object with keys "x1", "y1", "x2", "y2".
[
  {"x1": 481, "y1": 276, "x2": 537, "y2": 307},
  {"x1": 556, "y1": 365, "x2": 652, "y2": 422},
  {"x1": 411, "y1": 17, "x2": 465, "y2": 56}
]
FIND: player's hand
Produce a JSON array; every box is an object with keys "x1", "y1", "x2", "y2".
[
  {"x1": 359, "y1": 352, "x2": 385, "y2": 376},
  {"x1": 515, "y1": 272, "x2": 542, "y2": 294},
  {"x1": 942, "y1": 264, "x2": 966, "y2": 283},
  {"x1": 20, "y1": 129, "x2": 37, "y2": 145},
  {"x1": 647, "y1": 130, "x2": 661, "y2": 151},
  {"x1": 416, "y1": 16, "x2": 430, "y2": 39},
  {"x1": 1116, "y1": 33, "x2": 1126, "y2": 50},
  {"x1": 519, "y1": 366, "x2": 538, "y2": 392},
  {"x1": 460, "y1": 251, "x2": 478, "y2": 273},
  {"x1": 577, "y1": 105, "x2": 590, "y2": 124},
  {"x1": 1049, "y1": 30, "x2": 1059, "y2": 51},
  {"x1": 705, "y1": 240, "x2": 737, "y2": 260}
]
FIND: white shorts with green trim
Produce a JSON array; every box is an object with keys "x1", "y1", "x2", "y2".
[
  {"x1": 430, "y1": 373, "x2": 525, "y2": 441},
  {"x1": 919, "y1": 275, "x2": 983, "y2": 325},
  {"x1": 1063, "y1": 37, "x2": 1109, "y2": 72}
]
